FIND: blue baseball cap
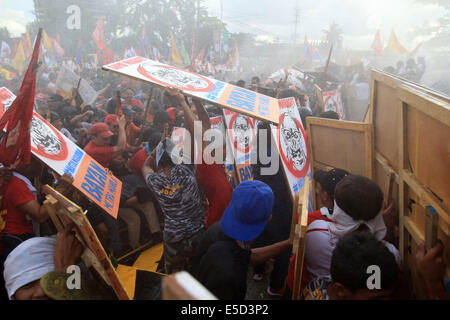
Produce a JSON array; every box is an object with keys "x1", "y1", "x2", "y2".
[{"x1": 221, "y1": 180, "x2": 274, "y2": 242}]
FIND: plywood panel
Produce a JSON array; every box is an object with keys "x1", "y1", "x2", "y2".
[
  {"x1": 373, "y1": 81, "x2": 400, "y2": 172},
  {"x1": 407, "y1": 108, "x2": 450, "y2": 209},
  {"x1": 310, "y1": 125, "x2": 366, "y2": 176}
]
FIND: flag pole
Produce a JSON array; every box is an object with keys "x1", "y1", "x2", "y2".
[
  {"x1": 323, "y1": 45, "x2": 333, "y2": 86},
  {"x1": 138, "y1": 86, "x2": 155, "y2": 145}
]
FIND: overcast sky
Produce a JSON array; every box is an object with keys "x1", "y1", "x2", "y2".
[{"x1": 0, "y1": 0, "x2": 445, "y2": 50}]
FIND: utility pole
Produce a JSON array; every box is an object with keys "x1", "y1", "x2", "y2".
[{"x1": 294, "y1": 3, "x2": 300, "y2": 44}]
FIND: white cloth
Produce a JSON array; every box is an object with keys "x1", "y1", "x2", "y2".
[
  {"x1": 3, "y1": 236, "x2": 56, "y2": 299},
  {"x1": 319, "y1": 207, "x2": 334, "y2": 221},
  {"x1": 328, "y1": 201, "x2": 387, "y2": 241}
]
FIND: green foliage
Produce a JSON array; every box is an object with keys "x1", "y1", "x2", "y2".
[{"x1": 322, "y1": 21, "x2": 343, "y2": 49}]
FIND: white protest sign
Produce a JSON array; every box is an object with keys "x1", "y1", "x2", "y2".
[{"x1": 270, "y1": 97, "x2": 311, "y2": 198}]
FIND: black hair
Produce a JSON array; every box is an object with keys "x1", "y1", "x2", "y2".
[
  {"x1": 153, "y1": 110, "x2": 171, "y2": 125},
  {"x1": 148, "y1": 132, "x2": 163, "y2": 150},
  {"x1": 314, "y1": 168, "x2": 349, "y2": 202},
  {"x1": 158, "y1": 150, "x2": 174, "y2": 168},
  {"x1": 278, "y1": 88, "x2": 300, "y2": 100},
  {"x1": 124, "y1": 87, "x2": 135, "y2": 94},
  {"x1": 335, "y1": 175, "x2": 383, "y2": 221},
  {"x1": 236, "y1": 80, "x2": 246, "y2": 88},
  {"x1": 320, "y1": 111, "x2": 340, "y2": 120},
  {"x1": 330, "y1": 231, "x2": 399, "y2": 293}
]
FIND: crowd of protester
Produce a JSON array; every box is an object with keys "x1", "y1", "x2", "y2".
[{"x1": 0, "y1": 56, "x2": 447, "y2": 301}]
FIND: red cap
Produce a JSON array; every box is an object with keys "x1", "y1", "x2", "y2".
[
  {"x1": 166, "y1": 107, "x2": 177, "y2": 125},
  {"x1": 104, "y1": 114, "x2": 119, "y2": 126},
  {"x1": 89, "y1": 123, "x2": 114, "y2": 139}
]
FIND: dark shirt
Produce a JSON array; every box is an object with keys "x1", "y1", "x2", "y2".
[{"x1": 190, "y1": 223, "x2": 251, "y2": 300}]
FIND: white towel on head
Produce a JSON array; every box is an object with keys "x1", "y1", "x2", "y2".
[
  {"x1": 3, "y1": 236, "x2": 56, "y2": 300},
  {"x1": 328, "y1": 201, "x2": 387, "y2": 241}
]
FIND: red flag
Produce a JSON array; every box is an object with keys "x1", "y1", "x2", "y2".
[
  {"x1": 103, "y1": 46, "x2": 114, "y2": 65},
  {"x1": 371, "y1": 30, "x2": 383, "y2": 57},
  {"x1": 51, "y1": 37, "x2": 65, "y2": 58},
  {"x1": 92, "y1": 18, "x2": 107, "y2": 51},
  {"x1": 0, "y1": 29, "x2": 42, "y2": 169}
]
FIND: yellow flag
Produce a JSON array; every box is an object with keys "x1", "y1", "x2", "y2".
[
  {"x1": 12, "y1": 41, "x2": 26, "y2": 74},
  {"x1": 42, "y1": 30, "x2": 53, "y2": 53},
  {"x1": 387, "y1": 29, "x2": 409, "y2": 55},
  {"x1": 170, "y1": 32, "x2": 182, "y2": 64}
]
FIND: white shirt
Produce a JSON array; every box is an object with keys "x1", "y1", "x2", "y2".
[{"x1": 304, "y1": 220, "x2": 401, "y2": 282}]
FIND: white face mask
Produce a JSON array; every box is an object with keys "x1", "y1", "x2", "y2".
[{"x1": 328, "y1": 201, "x2": 387, "y2": 241}]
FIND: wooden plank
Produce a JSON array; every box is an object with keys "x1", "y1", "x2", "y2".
[
  {"x1": 292, "y1": 176, "x2": 310, "y2": 300},
  {"x1": 398, "y1": 101, "x2": 408, "y2": 262},
  {"x1": 375, "y1": 152, "x2": 399, "y2": 183},
  {"x1": 364, "y1": 124, "x2": 374, "y2": 179},
  {"x1": 404, "y1": 216, "x2": 425, "y2": 244},
  {"x1": 372, "y1": 69, "x2": 450, "y2": 103},
  {"x1": 398, "y1": 85, "x2": 450, "y2": 127},
  {"x1": 402, "y1": 169, "x2": 450, "y2": 225},
  {"x1": 306, "y1": 118, "x2": 317, "y2": 210},
  {"x1": 425, "y1": 206, "x2": 439, "y2": 252},
  {"x1": 43, "y1": 197, "x2": 64, "y2": 232},
  {"x1": 307, "y1": 116, "x2": 369, "y2": 132},
  {"x1": 290, "y1": 194, "x2": 301, "y2": 244}
]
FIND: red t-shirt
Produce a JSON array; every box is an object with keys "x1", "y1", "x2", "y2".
[
  {"x1": 84, "y1": 141, "x2": 115, "y2": 168},
  {"x1": 0, "y1": 176, "x2": 36, "y2": 236},
  {"x1": 126, "y1": 99, "x2": 144, "y2": 112},
  {"x1": 287, "y1": 209, "x2": 334, "y2": 292},
  {"x1": 195, "y1": 163, "x2": 233, "y2": 227},
  {"x1": 129, "y1": 147, "x2": 149, "y2": 176},
  {"x1": 126, "y1": 122, "x2": 141, "y2": 145}
]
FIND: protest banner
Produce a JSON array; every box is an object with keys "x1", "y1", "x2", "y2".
[
  {"x1": 270, "y1": 97, "x2": 312, "y2": 200},
  {"x1": 0, "y1": 88, "x2": 121, "y2": 218},
  {"x1": 56, "y1": 66, "x2": 98, "y2": 105},
  {"x1": 222, "y1": 108, "x2": 254, "y2": 184},
  {"x1": 322, "y1": 89, "x2": 345, "y2": 120},
  {"x1": 31, "y1": 112, "x2": 122, "y2": 219},
  {"x1": 210, "y1": 115, "x2": 239, "y2": 189},
  {"x1": 102, "y1": 57, "x2": 279, "y2": 124}
]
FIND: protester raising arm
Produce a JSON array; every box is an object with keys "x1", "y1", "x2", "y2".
[
  {"x1": 141, "y1": 124, "x2": 169, "y2": 177},
  {"x1": 164, "y1": 87, "x2": 197, "y2": 161},
  {"x1": 113, "y1": 115, "x2": 127, "y2": 153},
  {"x1": 69, "y1": 110, "x2": 94, "y2": 126}
]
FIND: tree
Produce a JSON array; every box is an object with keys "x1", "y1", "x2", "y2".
[
  {"x1": 0, "y1": 27, "x2": 11, "y2": 44},
  {"x1": 322, "y1": 21, "x2": 343, "y2": 49},
  {"x1": 409, "y1": 0, "x2": 450, "y2": 51}
]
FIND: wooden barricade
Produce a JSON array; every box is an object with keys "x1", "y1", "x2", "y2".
[
  {"x1": 290, "y1": 176, "x2": 310, "y2": 300},
  {"x1": 42, "y1": 185, "x2": 131, "y2": 300},
  {"x1": 306, "y1": 117, "x2": 373, "y2": 209},
  {"x1": 368, "y1": 70, "x2": 449, "y2": 298},
  {"x1": 306, "y1": 70, "x2": 449, "y2": 298}
]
